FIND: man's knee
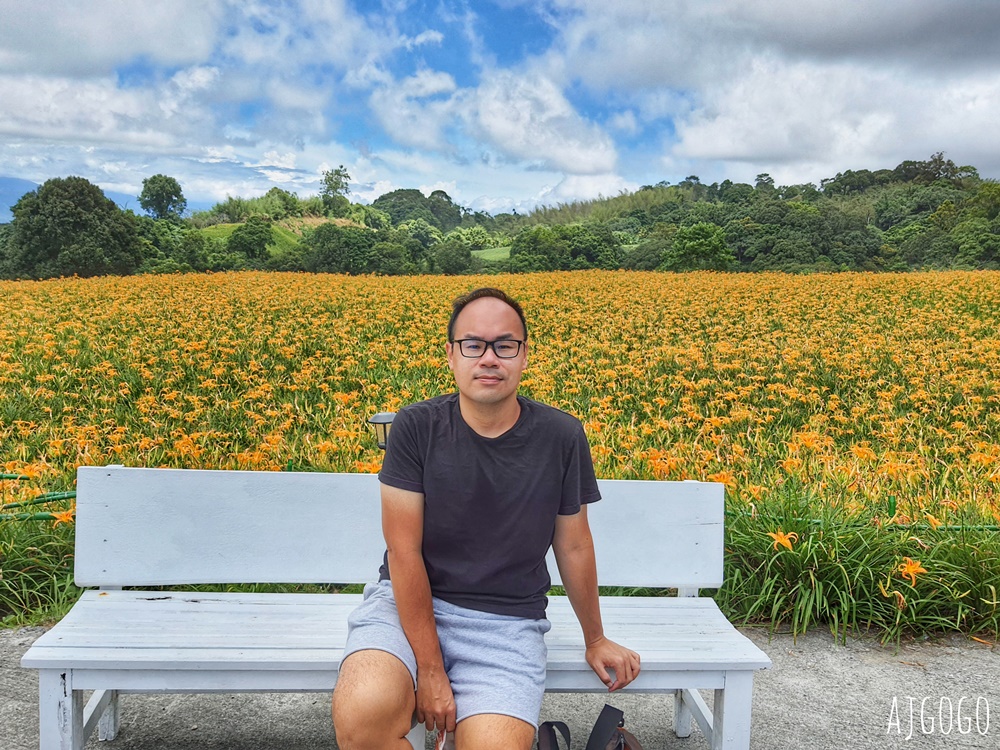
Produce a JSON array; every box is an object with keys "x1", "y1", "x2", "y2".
[
  {"x1": 333, "y1": 650, "x2": 414, "y2": 747},
  {"x1": 456, "y1": 714, "x2": 536, "y2": 750}
]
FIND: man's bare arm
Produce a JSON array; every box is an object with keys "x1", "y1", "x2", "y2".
[
  {"x1": 552, "y1": 506, "x2": 641, "y2": 691},
  {"x1": 381, "y1": 483, "x2": 456, "y2": 731}
]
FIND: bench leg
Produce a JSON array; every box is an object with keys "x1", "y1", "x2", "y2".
[
  {"x1": 673, "y1": 689, "x2": 693, "y2": 738},
  {"x1": 96, "y1": 690, "x2": 121, "y2": 740},
  {"x1": 712, "y1": 671, "x2": 753, "y2": 750},
  {"x1": 38, "y1": 670, "x2": 84, "y2": 750}
]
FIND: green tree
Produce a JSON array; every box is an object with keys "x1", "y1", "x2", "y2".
[
  {"x1": 510, "y1": 226, "x2": 568, "y2": 269},
  {"x1": 446, "y1": 226, "x2": 492, "y2": 252},
  {"x1": 427, "y1": 189, "x2": 464, "y2": 232},
  {"x1": 227, "y1": 216, "x2": 275, "y2": 259},
  {"x1": 262, "y1": 187, "x2": 302, "y2": 219},
  {"x1": 663, "y1": 222, "x2": 735, "y2": 271},
  {"x1": 3, "y1": 176, "x2": 143, "y2": 279},
  {"x1": 370, "y1": 241, "x2": 412, "y2": 275},
  {"x1": 303, "y1": 224, "x2": 376, "y2": 274},
  {"x1": 432, "y1": 238, "x2": 472, "y2": 275},
  {"x1": 398, "y1": 218, "x2": 442, "y2": 249},
  {"x1": 321, "y1": 166, "x2": 351, "y2": 217},
  {"x1": 138, "y1": 174, "x2": 187, "y2": 221},
  {"x1": 350, "y1": 204, "x2": 392, "y2": 230},
  {"x1": 952, "y1": 218, "x2": 1000, "y2": 269},
  {"x1": 372, "y1": 188, "x2": 433, "y2": 226}
]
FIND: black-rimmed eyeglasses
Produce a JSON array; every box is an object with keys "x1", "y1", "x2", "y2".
[{"x1": 451, "y1": 338, "x2": 525, "y2": 358}]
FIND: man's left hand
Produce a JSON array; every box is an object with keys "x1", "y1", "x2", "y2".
[{"x1": 585, "y1": 636, "x2": 641, "y2": 691}]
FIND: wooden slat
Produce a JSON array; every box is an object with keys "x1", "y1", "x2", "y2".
[
  {"x1": 74, "y1": 468, "x2": 385, "y2": 587},
  {"x1": 23, "y1": 591, "x2": 771, "y2": 674},
  {"x1": 558, "y1": 479, "x2": 724, "y2": 588},
  {"x1": 74, "y1": 466, "x2": 724, "y2": 589}
]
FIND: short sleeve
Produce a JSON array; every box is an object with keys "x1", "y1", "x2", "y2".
[
  {"x1": 378, "y1": 406, "x2": 425, "y2": 494},
  {"x1": 558, "y1": 421, "x2": 602, "y2": 515}
]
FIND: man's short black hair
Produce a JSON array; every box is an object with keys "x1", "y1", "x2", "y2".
[{"x1": 448, "y1": 287, "x2": 528, "y2": 342}]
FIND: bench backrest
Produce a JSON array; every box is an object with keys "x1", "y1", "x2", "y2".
[{"x1": 74, "y1": 466, "x2": 724, "y2": 591}]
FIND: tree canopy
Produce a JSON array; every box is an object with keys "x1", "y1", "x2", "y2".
[
  {"x1": 138, "y1": 174, "x2": 187, "y2": 221},
  {"x1": 2, "y1": 176, "x2": 142, "y2": 278},
  {"x1": 3, "y1": 152, "x2": 999, "y2": 279}
]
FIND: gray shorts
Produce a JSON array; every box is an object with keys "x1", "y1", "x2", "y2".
[{"x1": 342, "y1": 580, "x2": 551, "y2": 728}]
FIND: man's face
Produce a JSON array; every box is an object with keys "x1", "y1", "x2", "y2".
[{"x1": 446, "y1": 297, "x2": 528, "y2": 407}]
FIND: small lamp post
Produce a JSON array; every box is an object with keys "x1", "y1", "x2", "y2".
[{"x1": 367, "y1": 412, "x2": 396, "y2": 451}]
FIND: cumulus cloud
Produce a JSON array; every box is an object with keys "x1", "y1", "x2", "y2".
[
  {"x1": 472, "y1": 71, "x2": 616, "y2": 174},
  {"x1": 369, "y1": 70, "x2": 460, "y2": 151},
  {"x1": 536, "y1": 0, "x2": 1000, "y2": 182},
  {"x1": 0, "y1": 75, "x2": 179, "y2": 149},
  {"x1": 535, "y1": 173, "x2": 639, "y2": 206},
  {"x1": 0, "y1": 1, "x2": 221, "y2": 75},
  {"x1": 724, "y1": 1, "x2": 1000, "y2": 72},
  {"x1": 2, "y1": 0, "x2": 999, "y2": 210},
  {"x1": 670, "y1": 52, "x2": 1000, "y2": 185}
]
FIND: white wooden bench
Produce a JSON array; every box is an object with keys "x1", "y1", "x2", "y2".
[{"x1": 21, "y1": 465, "x2": 771, "y2": 749}]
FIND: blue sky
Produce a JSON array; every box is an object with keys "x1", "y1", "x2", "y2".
[{"x1": 2, "y1": 0, "x2": 1000, "y2": 216}]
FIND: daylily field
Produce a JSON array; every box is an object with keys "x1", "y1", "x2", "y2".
[{"x1": 2, "y1": 270, "x2": 1000, "y2": 638}]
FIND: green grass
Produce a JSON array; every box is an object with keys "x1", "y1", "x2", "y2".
[
  {"x1": 4, "y1": 475, "x2": 998, "y2": 639},
  {"x1": 199, "y1": 223, "x2": 239, "y2": 241},
  {"x1": 199, "y1": 223, "x2": 301, "y2": 255},
  {"x1": 473, "y1": 245, "x2": 511, "y2": 261},
  {"x1": 0, "y1": 518, "x2": 76, "y2": 627},
  {"x1": 715, "y1": 484, "x2": 1000, "y2": 643}
]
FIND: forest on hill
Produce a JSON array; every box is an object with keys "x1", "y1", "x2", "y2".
[{"x1": 1, "y1": 153, "x2": 998, "y2": 280}]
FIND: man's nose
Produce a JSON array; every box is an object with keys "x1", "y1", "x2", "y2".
[{"x1": 479, "y1": 345, "x2": 501, "y2": 363}]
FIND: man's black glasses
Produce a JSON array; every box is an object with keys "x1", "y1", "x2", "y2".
[{"x1": 451, "y1": 338, "x2": 525, "y2": 358}]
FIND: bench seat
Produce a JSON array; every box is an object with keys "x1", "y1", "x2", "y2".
[
  {"x1": 21, "y1": 465, "x2": 771, "y2": 749},
  {"x1": 23, "y1": 590, "x2": 769, "y2": 686}
]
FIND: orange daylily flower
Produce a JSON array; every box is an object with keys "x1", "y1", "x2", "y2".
[
  {"x1": 50, "y1": 509, "x2": 75, "y2": 527},
  {"x1": 767, "y1": 530, "x2": 799, "y2": 551},
  {"x1": 897, "y1": 557, "x2": 927, "y2": 586}
]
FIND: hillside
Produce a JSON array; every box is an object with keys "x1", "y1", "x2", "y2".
[{"x1": 2, "y1": 153, "x2": 998, "y2": 278}]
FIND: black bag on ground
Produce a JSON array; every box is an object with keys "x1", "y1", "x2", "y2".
[{"x1": 537, "y1": 704, "x2": 644, "y2": 750}]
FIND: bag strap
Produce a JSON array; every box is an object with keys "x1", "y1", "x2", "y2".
[
  {"x1": 584, "y1": 704, "x2": 625, "y2": 750},
  {"x1": 537, "y1": 720, "x2": 571, "y2": 750}
]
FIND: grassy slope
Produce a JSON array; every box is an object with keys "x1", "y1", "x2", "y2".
[{"x1": 474, "y1": 246, "x2": 511, "y2": 261}]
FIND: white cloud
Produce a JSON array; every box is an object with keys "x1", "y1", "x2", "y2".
[
  {"x1": 352, "y1": 178, "x2": 397, "y2": 204},
  {"x1": 2, "y1": 0, "x2": 1000, "y2": 212},
  {"x1": 0, "y1": 75, "x2": 181, "y2": 149},
  {"x1": 369, "y1": 70, "x2": 460, "y2": 151},
  {"x1": 404, "y1": 30, "x2": 445, "y2": 50},
  {"x1": 669, "y1": 53, "x2": 1000, "y2": 185},
  {"x1": 257, "y1": 151, "x2": 297, "y2": 170},
  {"x1": 0, "y1": 1, "x2": 221, "y2": 75},
  {"x1": 472, "y1": 71, "x2": 616, "y2": 174},
  {"x1": 419, "y1": 180, "x2": 459, "y2": 198},
  {"x1": 535, "y1": 173, "x2": 638, "y2": 206},
  {"x1": 608, "y1": 111, "x2": 639, "y2": 135}
]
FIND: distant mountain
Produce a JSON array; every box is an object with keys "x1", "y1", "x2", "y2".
[{"x1": 0, "y1": 177, "x2": 37, "y2": 223}]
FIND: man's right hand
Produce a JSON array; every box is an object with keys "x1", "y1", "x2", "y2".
[{"x1": 415, "y1": 663, "x2": 457, "y2": 733}]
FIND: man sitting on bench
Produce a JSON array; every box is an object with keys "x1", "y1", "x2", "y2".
[{"x1": 332, "y1": 287, "x2": 641, "y2": 750}]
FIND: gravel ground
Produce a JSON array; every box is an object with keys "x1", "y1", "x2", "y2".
[{"x1": 3, "y1": 625, "x2": 998, "y2": 749}]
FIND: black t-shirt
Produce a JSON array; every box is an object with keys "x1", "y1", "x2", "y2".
[{"x1": 377, "y1": 393, "x2": 601, "y2": 619}]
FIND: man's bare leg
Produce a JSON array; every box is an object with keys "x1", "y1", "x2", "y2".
[
  {"x1": 333, "y1": 649, "x2": 415, "y2": 750},
  {"x1": 455, "y1": 714, "x2": 536, "y2": 750}
]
